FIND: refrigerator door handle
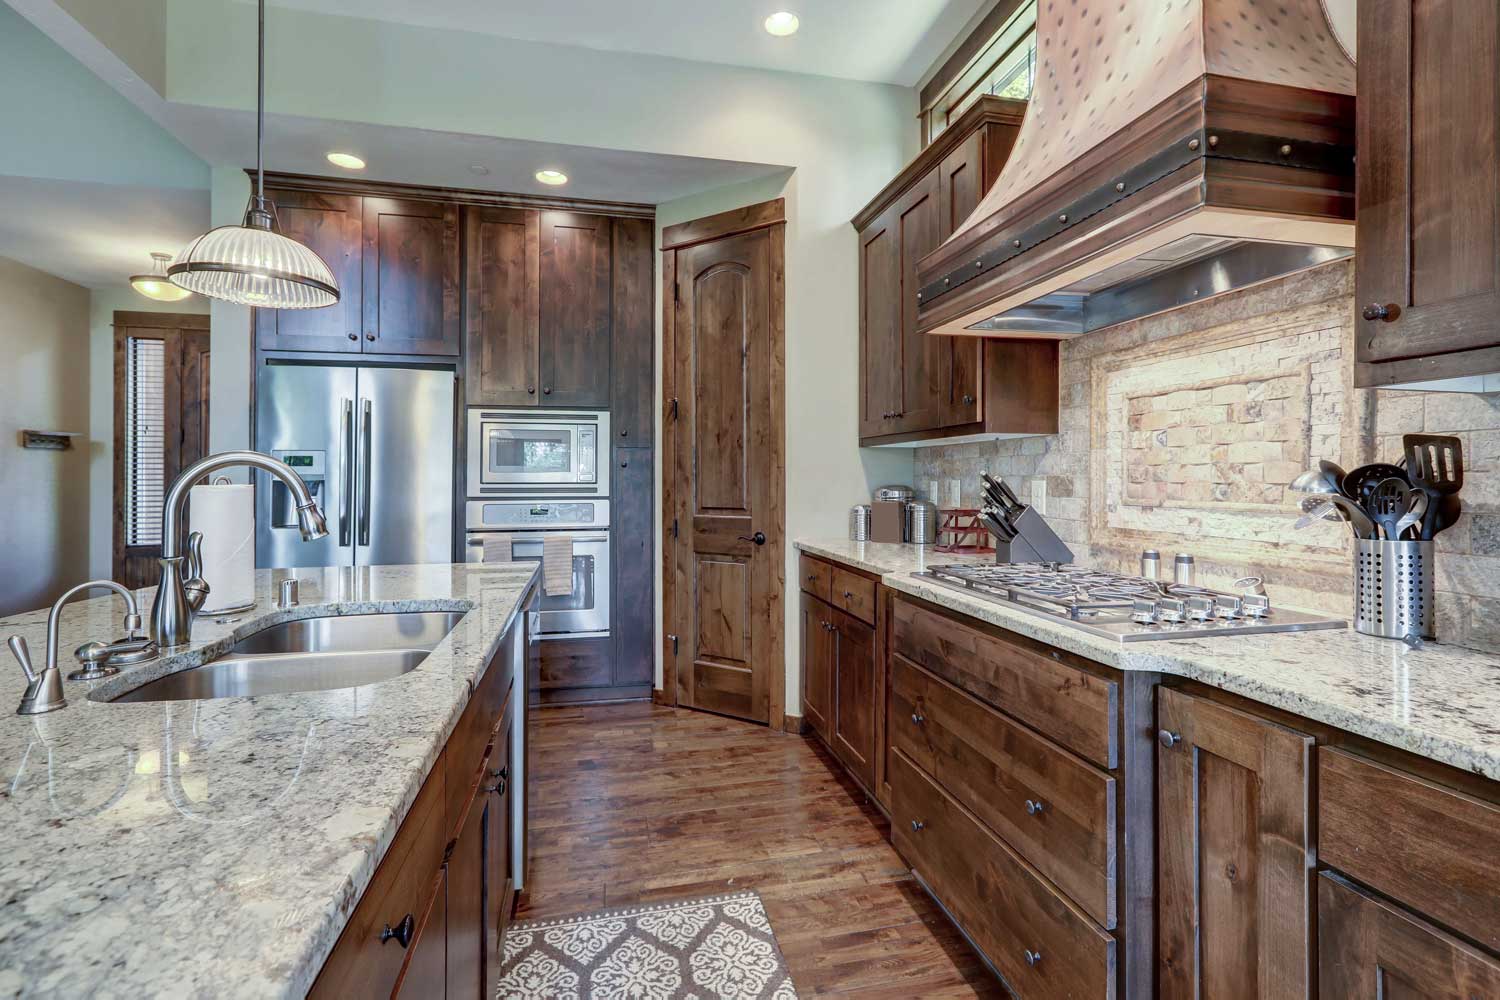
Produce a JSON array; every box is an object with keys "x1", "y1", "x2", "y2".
[
  {"x1": 358, "y1": 398, "x2": 373, "y2": 547},
  {"x1": 339, "y1": 398, "x2": 354, "y2": 547}
]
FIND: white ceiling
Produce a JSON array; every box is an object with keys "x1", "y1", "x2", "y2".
[
  {"x1": 264, "y1": 0, "x2": 989, "y2": 86},
  {"x1": 0, "y1": 176, "x2": 209, "y2": 288}
]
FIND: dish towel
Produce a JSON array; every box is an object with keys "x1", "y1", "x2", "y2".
[
  {"x1": 542, "y1": 534, "x2": 574, "y2": 596},
  {"x1": 480, "y1": 534, "x2": 514, "y2": 564}
]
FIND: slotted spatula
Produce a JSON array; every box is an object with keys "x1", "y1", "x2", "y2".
[{"x1": 1404, "y1": 434, "x2": 1464, "y2": 538}]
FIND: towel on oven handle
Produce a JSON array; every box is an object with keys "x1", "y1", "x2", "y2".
[
  {"x1": 479, "y1": 533, "x2": 515, "y2": 564},
  {"x1": 542, "y1": 534, "x2": 574, "y2": 596}
]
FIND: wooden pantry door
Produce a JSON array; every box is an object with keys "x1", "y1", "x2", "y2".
[{"x1": 662, "y1": 200, "x2": 786, "y2": 727}]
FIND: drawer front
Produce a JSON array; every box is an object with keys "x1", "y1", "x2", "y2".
[
  {"x1": 1319, "y1": 871, "x2": 1500, "y2": 997},
  {"x1": 799, "y1": 553, "x2": 832, "y2": 602},
  {"x1": 892, "y1": 750, "x2": 1116, "y2": 999},
  {"x1": 310, "y1": 752, "x2": 448, "y2": 999},
  {"x1": 892, "y1": 655, "x2": 1117, "y2": 928},
  {"x1": 892, "y1": 596, "x2": 1119, "y2": 768},
  {"x1": 1319, "y1": 747, "x2": 1500, "y2": 952},
  {"x1": 831, "y1": 566, "x2": 877, "y2": 625}
]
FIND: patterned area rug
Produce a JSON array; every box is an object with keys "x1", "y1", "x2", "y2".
[{"x1": 497, "y1": 891, "x2": 799, "y2": 999}]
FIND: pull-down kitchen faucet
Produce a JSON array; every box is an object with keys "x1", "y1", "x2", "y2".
[{"x1": 152, "y1": 450, "x2": 328, "y2": 648}]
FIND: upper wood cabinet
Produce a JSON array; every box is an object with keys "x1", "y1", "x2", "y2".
[
  {"x1": 853, "y1": 96, "x2": 1058, "y2": 446},
  {"x1": 1355, "y1": 1, "x2": 1500, "y2": 386},
  {"x1": 255, "y1": 189, "x2": 364, "y2": 352},
  {"x1": 1157, "y1": 687, "x2": 1315, "y2": 998},
  {"x1": 464, "y1": 206, "x2": 540, "y2": 404},
  {"x1": 539, "y1": 211, "x2": 612, "y2": 408},
  {"x1": 610, "y1": 217, "x2": 655, "y2": 442},
  {"x1": 362, "y1": 197, "x2": 461, "y2": 356}
]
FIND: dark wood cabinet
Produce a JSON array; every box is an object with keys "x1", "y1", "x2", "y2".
[
  {"x1": 447, "y1": 766, "x2": 488, "y2": 1000},
  {"x1": 830, "y1": 608, "x2": 876, "y2": 791},
  {"x1": 484, "y1": 715, "x2": 514, "y2": 998},
  {"x1": 393, "y1": 869, "x2": 447, "y2": 1000},
  {"x1": 463, "y1": 206, "x2": 539, "y2": 404},
  {"x1": 853, "y1": 96, "x2": 1058, "y2": 446},
  {"x1": 362, "y1": 197, "x2": 461, "y2": 356},
  {"x1": 799, "y1": 591, "x2": 833, "y2": 739},
  {"x1": 611, "y1": 446, "x2": 654, "y2": 690},
  {"x1": 1355, "y1": 1, "x2": 1500, "y2": 386},
  {"x1": 1156, "y1": 686, "x2": 1315, "y2": 998},
  {"x1": 539, "y1": 211, "x2": 611, "y2": 407},
  {"x1": 255, "y1": 189, "x2": 363, "y2": 352},
  {"x1": 611, "y1": 217, "x2": 655, "y2": 443},
  {"x1": 1318, "y1": 871, "x2": 1500, "y2": 997}
]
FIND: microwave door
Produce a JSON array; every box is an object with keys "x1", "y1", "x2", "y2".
[
  {"x1": 254, "y1": 363, "x2": 356, "y2": 569},
  {"x1": 484, "y1": 425, "x2": 578, "y2": 485}
]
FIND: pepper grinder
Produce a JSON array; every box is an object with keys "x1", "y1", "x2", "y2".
[
  {"x1": 1140, "y1": 550, "x2": 1161, "y2": 580},
  {"x1": 1174, "y1": 553, "x2": 1196, "y2": 587}
]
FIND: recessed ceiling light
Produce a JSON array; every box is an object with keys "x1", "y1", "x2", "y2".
[
  {"x1": 469, "y1": 164, "x2": 491, "y2": 176},
  {"x1": 326, "y1": 152, "x2": 366, "y2": 170},
  {"x1": 535, "y1": 169, "x2": 568, "y2": 186},
  {"x1": 764, "y1": 11, "x2": 799, "y2": 36}
]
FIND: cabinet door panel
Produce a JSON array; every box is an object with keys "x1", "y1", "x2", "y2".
[
  {"x1": 895, "y1": 171, "x2": 949, "y2": 434},
  {"x1": 256, "y1": 189, "x2": 363, "y2": 352},
  {"x1": 831, "y1": 609, "x2": 876, "y2": 790},
  {"x1": 611, "y1": 447, "x2": 654, "y2": 686},
  {"x1": 539, "y1": 211, "x2": 611, "y2": 407},
  {"x1": 1357, "y1": 0, "x2": 1500, "y2": 364},
  {"x1": 363, "y1": 197, "x2": 461, "y2": 356},
  {"x1": 859, "y1": 202, "x2": 903, "y2": 438},
  {"x1": 799, "y1": 591, "x2": 832, "y2": 738},
  {"x1": 392, "y1": 869, "x2": 447, "y2": 1000},
  {"x1": 1157, "y1": 687, "x2": 1314, "y2": 999},
  {"x1": 464, "y1": 206, "x2": 538, "y2": 404},
  {"x1": 485, "y1": 716, "x2": 514, "y2": 999},
  {"x1": 610, "y1": 216, "x2": 654, "y2": 443},
  {"x1": 446, "y1": 764, "x2": 488, "y2": 1000}
]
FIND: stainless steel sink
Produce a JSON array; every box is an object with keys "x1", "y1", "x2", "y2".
[{"x1": 108, "y1": 611, "x2": 464, "y2": 703}]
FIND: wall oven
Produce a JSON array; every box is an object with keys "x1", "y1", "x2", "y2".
[
  {"x1": 466, "y1": 409, "x2": 609, "y2": 498},
  {"x1": 464, "y1": 499, "x2": 610, "y2": 638}
]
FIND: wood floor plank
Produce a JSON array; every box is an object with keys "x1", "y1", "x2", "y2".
[{"x1": 518, "y1": 704, "x2": 1007, "y2": 997}]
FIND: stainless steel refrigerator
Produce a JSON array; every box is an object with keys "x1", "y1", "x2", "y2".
[{"x1": 255, "y1": 361, "x2": 455, "y2": 569}]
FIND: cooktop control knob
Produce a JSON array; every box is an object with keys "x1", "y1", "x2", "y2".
[
  {"x1": 1186, "y1": 596, "x2": 1215, "y2": 622},
  {"x1": 1130, "y1": 598, "x2": 1160, "y2": 626},
  {"x1": 1215, "y1": 596, "x2": 1244, "y2": 620},
  {"x1": 1157, "y1": 598, "x2": 1186, "y2": 625},
  {"x1": 1242, "y1": 594, "x2": 1271, "y2": 618}
]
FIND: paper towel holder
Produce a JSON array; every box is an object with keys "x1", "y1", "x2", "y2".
[{"x1": 195, "y1": 476, "x2": 257, "y2": 616}]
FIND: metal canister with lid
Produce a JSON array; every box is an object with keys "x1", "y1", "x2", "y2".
[
  {"x1": 849, "y1": 504, "x2": 872, "y2": 541},
  {"x1": 873, "y1": 484, "x2": 915, "y2": 503},
  {"x1": 906, "y1": 500, "x2": 938, "y2": 545}
]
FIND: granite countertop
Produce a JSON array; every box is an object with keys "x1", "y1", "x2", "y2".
[
  {"x1": 797, "y1": 538, "x2": 1500, "y2": 781},
  {"x1": 0, "y1": 563, "x2": 538, "y2": 1000}
]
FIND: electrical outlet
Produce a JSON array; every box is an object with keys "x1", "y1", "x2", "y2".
[{"x1": 1031, "y1": 478, "x2": 1047, "y2": 515}]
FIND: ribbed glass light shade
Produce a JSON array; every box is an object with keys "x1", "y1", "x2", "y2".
[{"x1": 168, "y1": 223, "x2": 339, "y2": 309}]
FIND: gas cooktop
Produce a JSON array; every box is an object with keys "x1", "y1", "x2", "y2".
[{"x1": 917, "y1": 563, "x2": 1346, "y2": 642}]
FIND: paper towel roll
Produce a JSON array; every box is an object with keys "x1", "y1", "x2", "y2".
[{"x1": 190, "y1": 483, "x2": 256, "y2": 612}]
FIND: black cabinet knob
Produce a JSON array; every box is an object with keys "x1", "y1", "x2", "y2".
[
  {"x1": 365, "y1": 332, "x2": 376, "y2": 341},
  {"x1": 346, "y1": 332, "x2": 358, "y2": 341},
  {"x1": 1024, "y1": 949, "x2": 1042, "y2": 967},
  {"x1": 1025, "y1": 798, "x2": 1046, "y2": 816},
  {"x1": 620, "y1": 459, "x2": 628, "y2": 468},
  {"x1": 380, "y1": 913, "x2": 415, "y2": 949},
  {"x1": 620, "y1": 429, "x2": 628, "y2": 437},
  {"x1": 527, "y1": 385, "x2": 535, "y2": 395},
  {"x1": 962, "y1": 394, "x2": 975, "y2": 405},
  {"x1": 542, "y1": 386, "x2": 552, "y2": 395},
  {"x1": 910, "y1": 711, "x2": 925, "y2": 725},
  {"x1": 1362, "y1": 302, "x2": 1398, "y2": 322},
  {"x1": 910, "y1": 819, "x2": 925, "y2": 832},
  {"x1": 489, "y1": 764, "x2": 509, "y2": 796}
]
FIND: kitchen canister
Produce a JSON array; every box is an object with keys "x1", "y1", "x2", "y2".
[
  {"x1": 849, "y1": 504, "x2": 872, "y2": 541},
  {"x1": 906, "y1": 500, "x2": 938, "y2": 545},
  {"x1": 1354, "y1": 538, "x2": 1435, "y2": 641},
  {"x1": 189, "y1": 478, "x2": 256, "y2": 613}
]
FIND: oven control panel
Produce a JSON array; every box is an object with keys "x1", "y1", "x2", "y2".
[{"x1": 465, "y1": 499, "x2": 609, "y2": 531}]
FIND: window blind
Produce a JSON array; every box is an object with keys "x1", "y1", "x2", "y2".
[{"x1": 125, "y1": 337, "x2": 166, "y2": 548}]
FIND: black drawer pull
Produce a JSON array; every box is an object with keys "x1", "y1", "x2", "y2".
[
  {"x1": 910, "y1": 819, "x2": 925, "y2": 833},
  {"x1": 380, "y1": 913, "x2": 415, "y2": 949},
  {"x1": 910, "y1": 711, "x2": 925, "y2": 726},
  {"x1": 1025, "y1": 798, "x2": 1045, "y2": 816},
  {"x1": 490, "y1": 764, "x2": 509, "y2": 796},
  {"x1": 1024, "y1": 948, "x2": 1042, "y2": 967}
]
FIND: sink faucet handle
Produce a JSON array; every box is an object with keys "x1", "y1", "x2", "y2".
[
  {"x1": 8, "y1": 635, "x2": 35, "y2": 683},
  {"x1": 184, "y1": 531, "x2": 205, "y2": 582}
]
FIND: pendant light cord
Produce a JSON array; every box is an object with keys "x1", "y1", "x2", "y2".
[{"x1": 256, "y1": 0, "x2": 265, "y2": 203}]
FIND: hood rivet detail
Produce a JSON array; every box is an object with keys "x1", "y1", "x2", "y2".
[
  {"x1": 1208, "y1": 134, "x2": 1219, "y2": 148},
  {"x1": 1058, "y1": 213, "x2": 1068, "y2": 223},
  {"x1": 1188, "y1": 137, "x2": 1201, "y2": 151},
  {"x1": 1013, "y1": 239, "x2": 1022, "y2": 248},
  {"x1": 1114, "y1": 181, "x2": 1125, "y2": 192},
  {"x1": 975, "y1": 260, "x2": 984, "y2": 268},
  {"x1": 1279, "y1": 143, "x2": 1293, "y2": 156}
]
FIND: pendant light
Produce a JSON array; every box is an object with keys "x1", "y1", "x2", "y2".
[
  {"x1": 168, "y1": 0, "x2": 339, "y2": 309},
  {"x1": 130, "y1": 252, "x2": 194, "y2": 302}
]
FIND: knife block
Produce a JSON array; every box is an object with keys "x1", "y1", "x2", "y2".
[{"x1": 992, "y1": 506, "x2": 1074, "y2": 564}]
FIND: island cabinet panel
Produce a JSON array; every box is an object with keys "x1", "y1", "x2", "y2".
[
  {"x1": 1318, "y1": 747, "x2": 1500, "y2": 953},
  {"x1": 447, "y1": 761, "x2": 489, "y2": 1000},
  {"x1": 890, "y1": 596, "x2": 1119, "y2": 769},
  {"x1": 255, "y1": 189, "x2": 364, "y2": 352},
  {"x1": 799, "y1": 591, "x2": 833, "y2": 739},
  {"x1": 1356, "y1": 0, "x2": 1500, "y2": 383},
  {"x1": 1156, "y1": 686, "x2": 1315, "y2": 999},
  {"x1": 394, "y1": 869, "x2": 448, "y2": 999},
  {"x1": 362, "y1": 196, "x2": 462, "y2": 356},
  {"x1": 484, "y1": 712, "x2": 515, "y2": 998},
  {"x1": 1317, "y1": 870, "x2": 1500, "y2": 997},
  {"x1": 891, "y1": 750, "x2": 1117, "y2": 998},
  {"x1": 890, "y1": 655, "x2": 1117, "y2": 929},
  {"x1": 538, "y1": 211, "x2": 612, "y2": 407},
  {"x1": 463, "y1": 206, "x2": 539, "y2": 405}
]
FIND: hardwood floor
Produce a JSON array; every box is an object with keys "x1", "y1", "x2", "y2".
[{"x1": 518, "y1": 702, "x2": 1006, "y2": 997}]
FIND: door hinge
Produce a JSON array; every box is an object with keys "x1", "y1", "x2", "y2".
[
  {"x1": 667, "y1": 633, "x2": 679, "y2": 654},
  {"x1": 672, "y1": 517, "x2": 679, "y2": 539},
  {"x1": 669, "y1": 397, "x2": 679, "y2": 420},
  {"x1": 674, "y1": 281, "x2": 680, "y2": 305}
]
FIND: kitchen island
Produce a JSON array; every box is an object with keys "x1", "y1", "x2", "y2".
[{"x1": 0, "y1": 562, "x2": 537, "y2": 999}]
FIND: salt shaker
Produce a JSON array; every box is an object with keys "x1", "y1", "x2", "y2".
[
  {"x1": 1140, "y1": 550, "x2": 1161, "y2": 580},
  {"x1": 1174, "y1": 553, "x2": 1196, "y2": 587}
]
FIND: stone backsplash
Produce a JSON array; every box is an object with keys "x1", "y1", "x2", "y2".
[{"x1": 913, "y1": 259, "x2": 1500, "y2": 653}]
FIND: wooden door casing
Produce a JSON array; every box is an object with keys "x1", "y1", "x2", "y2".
[
  {"x1": 112, "y1": 313, "x2": 211, "y2": 590},
  {"x1": 539, "y1": 211, "x2": 611, "y2": 407},
  {"x1": 1356, "y1": 0, "x2": 1500, "y2": 367},
  {"x1": 664, "y1": 206, "x2": 786, "y2": 727},
  {"x1": 463, "y1": 206, "x2": 539, "y2": 405},
  {"x1": 1156, "y1": 686, "x2": 1315, "y2": 999},
  {"x1": 362, "y1": 196, "x2": 461, "y2": 356},
  {"x1": 256, "y1": 189, "x2": 363, "y2": 352}
]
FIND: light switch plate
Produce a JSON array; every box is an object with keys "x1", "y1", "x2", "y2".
[
  {"x1": 946, "y1": 479, "x2": 962, "y2": 508},
  {"x1": 1031, "y1": 478, "x2": 1047, "y2": 515}
]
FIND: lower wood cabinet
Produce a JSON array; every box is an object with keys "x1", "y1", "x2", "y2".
[
  {"x1": 1156, "y1": 686, "x2": 1315, "y2": 999},
  {"x1": 798, "y1": 558, "x2": 877, "y2": 791},
  {"x1": 394, "y1": 869, "x2": 449, "y2": 999},
  {"x1": 799, "y1": 591, "x2": 832, "y2": 737}
]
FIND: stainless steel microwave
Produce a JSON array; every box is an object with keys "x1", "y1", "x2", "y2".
[{"x1": 466, "y1": 409, "x2": 609, "y2": 498}]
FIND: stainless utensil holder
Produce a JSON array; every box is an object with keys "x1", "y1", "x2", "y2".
[{"x1": 1354, "y1": 539, "x2": 1434, "y2": 641}]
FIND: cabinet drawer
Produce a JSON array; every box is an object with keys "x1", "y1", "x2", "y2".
[
  {"x1": 799, "y1": 554, "x2": 831, "y2": 601},
  {"x1": 831, "y1": 566, "x2": 877, "y2": 625},
  {"x1": 1319, "y1": 747, "x2": 1500, "y2": 952},
  {"x1": 1319, "y1": 870, "x2": 1500, "y2": 997},
  {"x1": 892, "y1": 596, "x2": 1119, "y2": 768},
  {"x1": 310, "y1": 752, "x2": 448, "y2": 1000},
  {"x1": 891, "y1": 655, "x2": 1116, "y2": 928},
  {"x1": 892, "y1": 751, "x2": 1115, "y2": 999}
]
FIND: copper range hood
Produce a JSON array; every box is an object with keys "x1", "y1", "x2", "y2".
[{"x1": 916, "y1": 0, "x2": 1356, "y2": 340}]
